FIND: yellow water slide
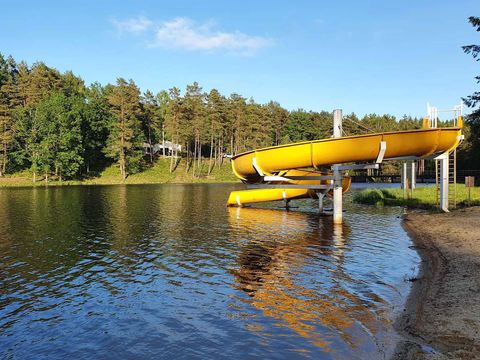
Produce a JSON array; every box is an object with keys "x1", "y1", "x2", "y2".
[{"x1": 227, "y1": 126, "x2": 462, "y2": 206}]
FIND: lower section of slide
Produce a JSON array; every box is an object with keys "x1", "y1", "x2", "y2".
[{"x1": 227, "y1": 169, "x2": 351, "y2": 207}]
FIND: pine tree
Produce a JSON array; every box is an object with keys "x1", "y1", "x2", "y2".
[
  {"x1": 310, "y1": 111, "x2": 333, "y2": 139},
  {"x1": 462, "y1": 16, "x2": 480, "y2": 168},
  {"x1": 284, "y1": 110, "x2": 313, "y2": 142},
  {"x1": 266, "y1": 101, "x2": 289, "y2": 146},
  {"x1": 206, "y1": 89, "x2": 226, "y2": 174},
  {"x1": 227, "y1": 93, "x2": 247, "y2": 154},
  {"x1": 16, "y1": 61, "x2": 30, "y2": 108},
  {"x1": 105, "y1": 78, "x2": 144, "y2": 180},
  {"x1": 22, "y1": 62, "x2": 62, "y2": 108},
  {"x1": 82, "y1": 83, "x2": 112, "y2": 173},
  {"x1": 0, "y1": 89, "x2": 11, "y2": 176},
  {"x1": 245, "y1": 100, "x2": 271, "y2": 149},
  {"x1": 165, "y1": 87, "x2": 183, "y2": 172},
  {"x1": 140, "y1": 90, "x2": 161, "y2": 163},
  {"x1": 0, "y1": 57, "x2": 21, "y2": 176},
  {"x1": 61, "y1": 70, "x2": 86, "y2": 97},
  {"x1": 0, "y1": 53, "x2": 8, "y2": 86},
  {"x1": 156, "y1": 90, "x2": 169, "y2": 158},
  {"x1": 184, "y1": 82, "x2": 205, "y2": 177}
]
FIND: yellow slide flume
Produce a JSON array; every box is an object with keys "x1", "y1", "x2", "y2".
[
  {"x1": 227, "y1": 127, "x2": 462, "y2": 207},
  {"x1": 227, "y1": 169, "x2": 351, "y2": 206}
]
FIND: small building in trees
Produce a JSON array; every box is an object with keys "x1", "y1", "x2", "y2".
[{"x1": 143, "y1": 141, "x2": 182, "y2": 157}]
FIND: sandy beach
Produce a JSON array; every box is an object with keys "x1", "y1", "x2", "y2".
[{"x1": 393, "y1": 207, "x2": 480, "y2": 359}]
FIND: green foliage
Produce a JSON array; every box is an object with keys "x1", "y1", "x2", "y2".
[
  {"x1": 35, "y1": 92, "x2": 85, "y2": 179},
  {"x1": 0, "y1": 53, "x2": 8, "y2": 86},
  {"x1": 82, "y1": 82, "x2": 111, "y2": 172},
  {"x1": 353, "y1": 185, "x2": 480, "y2": 209},
  {"x1": 0, "y1": 55, "x2": 20, "y2": 175},
  {"x1": 353, "y1": 189, "x2": 382, "y2": 205},
  {"x1": 462, "y1": 16, "x2": 480, "y2": 169},
  {"x1": 105, "y1": 78, "x2": 144, "y2": 180},
  {"x1": 285, "y1": 110, "x2": 312, "y2": 142},
  {"x1": 22, "y1": 62, "x2": 62, "y2": 107},
  {"x1": 0, "y1": 49, "x2": 478, "y2": 185}
]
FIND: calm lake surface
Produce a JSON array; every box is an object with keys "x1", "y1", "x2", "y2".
[{"x1": 0, "y1": 184, "x2": 419, "y2": 359}]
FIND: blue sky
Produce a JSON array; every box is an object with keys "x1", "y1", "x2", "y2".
[{"x1": 0, "y1": 1, "x2": 478, "y2": 118}]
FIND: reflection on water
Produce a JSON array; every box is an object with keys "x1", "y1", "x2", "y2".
[
  {"x1": 0, "y1": 185, "x2": 418, "y2": 359},
  {"x1": 230, "y1": 208, "x2": 361, "y2": 350},
  {"x1": 228, "y1": 207, "x2": 400, "y2": 358}
]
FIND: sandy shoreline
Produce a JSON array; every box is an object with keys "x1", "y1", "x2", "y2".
[{"x1": 393, "y1": 207, "x2": 480, "y2": 359}]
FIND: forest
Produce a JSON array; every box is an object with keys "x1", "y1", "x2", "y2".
[{"x1": 0, "y1": 49, "x2": 477, "y2": 182}]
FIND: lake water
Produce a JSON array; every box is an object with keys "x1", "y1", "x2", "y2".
[{"x1": 0, "y1": 184, "x2": 419, "y2": 359}]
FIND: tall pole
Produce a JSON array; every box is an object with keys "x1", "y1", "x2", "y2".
[
  {"x1": 439, "y1": 152, "x2": 449, "y2": 212},
  {"x1": 333, "y1": 109, "x2": 343, "y2": 224},
  {"x1": 162, "y1": 123, "x2": 166, "y2": 158},
  {"x1": 410, "y1": 162, "x2": 416, "y2": 191}
]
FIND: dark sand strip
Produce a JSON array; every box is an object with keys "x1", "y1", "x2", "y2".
[{"x1": 393, "y1": 207, "x2": 480, "y2": 360}]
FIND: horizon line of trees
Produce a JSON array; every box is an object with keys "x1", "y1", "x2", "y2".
[{"x1": 0, "y1": 50, "x2": 477, "y2": 182}]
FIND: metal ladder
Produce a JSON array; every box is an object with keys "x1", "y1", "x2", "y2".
[
  {"x1": 435, "y1": 148, "x2": 457, "y2": 210},
  {"x1": 430, "y1": 102, "x2": 462, "y2": 211},
  {"x1": 449, "y1": 148, "x2": 457, "y2": 209}
]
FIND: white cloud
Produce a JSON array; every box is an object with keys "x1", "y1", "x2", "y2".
[
  {"x1": 112, "y1": 16, "x2": 153, "y2": 34},
  {"x1": 152, "y1": 17, "x2": 272, "y2": 52},
  {"x1": 111, "y1": 16, "x2": 272, "y2": 53}
]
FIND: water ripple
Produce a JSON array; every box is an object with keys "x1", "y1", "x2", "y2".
[{"x1": 0, "y1": 185, "x2": 418, "y2": 359}]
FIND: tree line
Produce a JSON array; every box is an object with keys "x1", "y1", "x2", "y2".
[
  {"x1": 462, "y1": 16, "x2": 480, "y2": 170},
  {"x1": 0, "y1": 50, "x2": 477, "y2": 182}
]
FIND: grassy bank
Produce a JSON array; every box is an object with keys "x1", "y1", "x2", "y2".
[
  {"x1": 353, "y1": 184, "x2": 480, "y2": 209},
  {"x1": 0, "y1": 158, "x2": 239, "y2": 187}
]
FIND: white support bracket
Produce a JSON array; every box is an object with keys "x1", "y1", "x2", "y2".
[
  {"x1": 376, "y1": 141, "x2": 387, "y2": 164},
  {"x1": 263, "y1": 175, "x2": 291, "y2": 182},
  {"x1": 337, "y1": 163, "x2": 379, "y2": 171},
  {"x1": 247, "y1": 184, "x2": 331, "y2": 190},
  {"x1": 252, "y1": 157, "x2": 264, "y2": 176},
  {"x1": 263, "y1": 175, "x2": 334, "y2": 182}
]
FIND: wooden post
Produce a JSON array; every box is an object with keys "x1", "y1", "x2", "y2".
[{"x1": 466, "y1": 176, "x2": 475, "y2": 207}]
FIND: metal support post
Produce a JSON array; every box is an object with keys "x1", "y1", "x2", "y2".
[
  {"x1": 333, "y1": 109, "x2": 343, "y2": 224},
  {"x1": 401, "y1": 162, "x2": 415, "y2": 197},
  {"x1": 401, "y1": 162, "x2": 407, "y2": 198},
  {"x1": 333, "y1": 165, "x2": 343, "y2": 224},
  {"x1": 318, "y1": 192, "x2": 325, "y2": 213},
  {"x1": 439, "y1": 153, "x2": 449, "y2": 212},
  {"x1": 410, "y1": 162, "x2": 416, "y2": 190}
]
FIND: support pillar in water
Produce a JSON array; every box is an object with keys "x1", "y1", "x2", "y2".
[
  {"x1": 318, "y1": 192, "x2": 325, "y2": 213},
  {"x1": 333, "y1": 109, "x2": 343, "y2": 224}
]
